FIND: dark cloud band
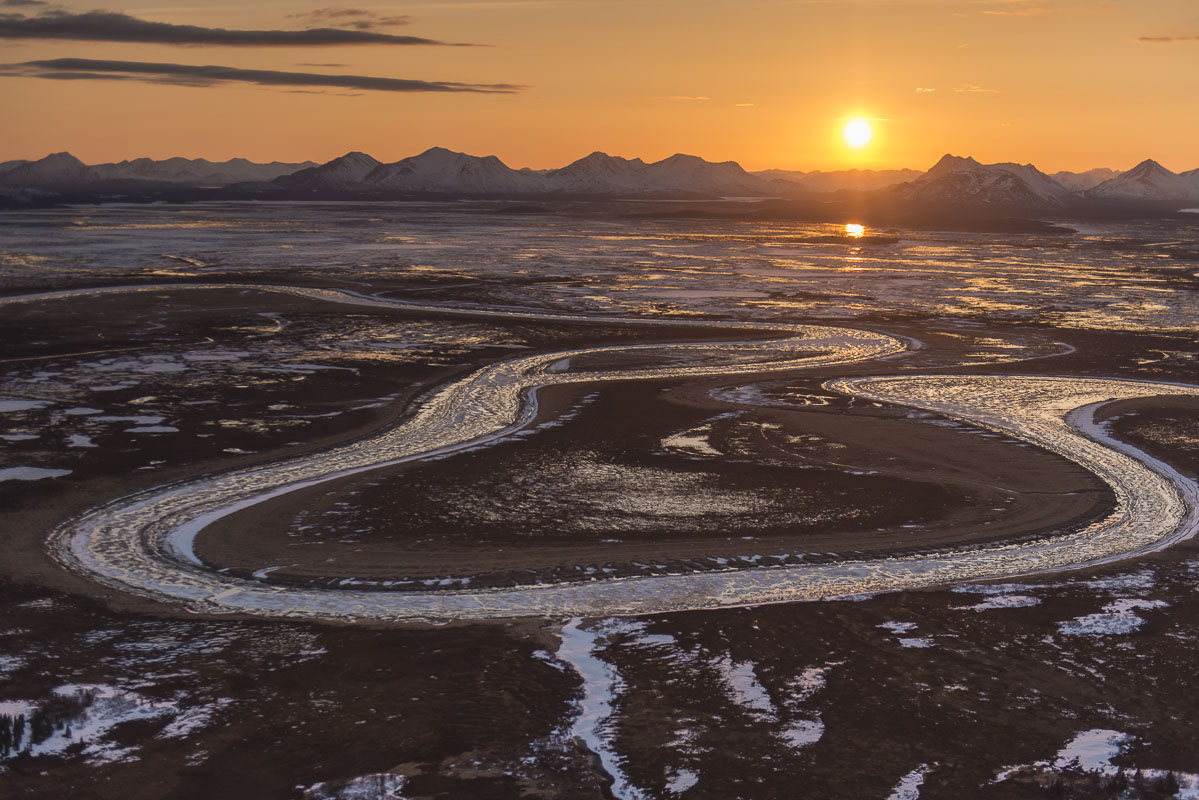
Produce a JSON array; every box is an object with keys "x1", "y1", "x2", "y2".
[
  {"x1": 0, "y1": 58, "x2": 524, "y2": 93},
  {"x1": 0, "y1": 10, "x2": 470, "y2": 46},
  {"x1": 287, "y1": 8, "x2": 413, "y2": 31}
]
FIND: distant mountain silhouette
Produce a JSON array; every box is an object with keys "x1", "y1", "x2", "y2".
[
  {"x1": 93, "y1": 156, "x2": 316, "y2": 186},
  {"x1": 0, "y1": 152, "x2": 315, "y2": 192},
  {"x1": 1052, "y1": 168, "x2": 1121, "y2": 192},
  {"x1": 274, "y1": 151, "x2": 382, "y2": 190},
  {"x1": 364, "y1": 147, "x2": 548, "y2": 194},
  {"x1": 269, "y1": 147, "x2": 777, "y2": 198},
  {"x1": 3, "y1": 148, "x2": 1198, "y2": 217},
  {"x1": 0, "y1": 152, "x2": 99, "y2": 191}
]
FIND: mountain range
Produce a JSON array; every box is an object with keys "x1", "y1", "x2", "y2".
[
  {"x1": 3, "y1": 148, "x2": 1198, "y2": 217},
  {"x1": 0, "y1": 152, "x2": 315, "y2": 192},
  {"x1": 273, "y1": 147, "x2": 779, "y2": 198}
]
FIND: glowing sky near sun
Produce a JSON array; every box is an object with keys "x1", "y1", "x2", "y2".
[{"x1": 1, "y1": 0, "x2": 1196, "y2": 172}]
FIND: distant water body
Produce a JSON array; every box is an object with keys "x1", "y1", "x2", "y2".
[{"x1": 1, "y1": 201, "x2": 1196, "y2": 333}]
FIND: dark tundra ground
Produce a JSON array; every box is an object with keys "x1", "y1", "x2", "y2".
[{"x1": 1, "y1": 203, "x2": 1199, "y2": 799}]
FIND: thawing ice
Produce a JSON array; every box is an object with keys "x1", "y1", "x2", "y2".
[{"x1": 879, "y1": 621, "x2": 918, "y2": 634}]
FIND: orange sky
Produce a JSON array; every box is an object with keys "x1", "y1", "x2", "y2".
[{"x1": 1, "y1": 0, "x2": 1197, "y2": 172}]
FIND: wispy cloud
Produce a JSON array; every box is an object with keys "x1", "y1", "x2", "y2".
[
  {"x1": 652, "y1": 95, "x2": 710, "y2": 101},
  {"x1": 0, "y1": 10, "x2": 473, "y2": 46},
  {"x1": 1, "y1": 0, "x2": 51, "y2": 6},
  {"x1": 287, "y1": 7, "x2": 413, "y2": 32},
  {"x1": 1137, "y1": 34, "x2": 1199, "y2": 43},
  {"x1": 0, "y1": 58, "x2": 523, "y2": 93},
  {"x1": 954, "y1": 83, "x2": 998, "y2": 93},
  {"x1": 981, "y1": 7, "x2": 1050, "y2": 15},
  {"x1": 915, "y1": 87, "x2": 936, "y2": 93},
  {"x1": 980, "y1": 0, "x2": 1053, "y2": 15}
]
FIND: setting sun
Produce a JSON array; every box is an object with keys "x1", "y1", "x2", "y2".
[{"x1": 843, "y1": 119, "x2": 873, "y2": 149}]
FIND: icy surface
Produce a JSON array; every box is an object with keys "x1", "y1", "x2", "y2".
[
  {"x1": 3, "y1": 284, "x2": 1198, "y2": 623},
  {"x1": 954, "y1": 594, "x2": 1040, "y2": 611},
  {"x1": 557, "y1": 619, "x2": 643, "y2": 800},
  {"x1": 886, "y1": 764, "x2": 930, "y2": 800},
  {"x1": 0, "y1": 399, "x2": 50, "y2": 412}
]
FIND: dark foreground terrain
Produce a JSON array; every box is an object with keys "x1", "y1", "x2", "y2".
[{"x1": 1, "y1": 204, "x2": 1198, "y2": 799}]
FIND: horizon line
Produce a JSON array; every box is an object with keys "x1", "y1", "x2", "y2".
[{"x1": 5, "y1": 147, "x2": 1186, "y2": 176}]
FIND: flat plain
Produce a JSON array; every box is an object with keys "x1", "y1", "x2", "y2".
[{"x1": 2, "y1": 202, "x2": 1199, "y2": 798}]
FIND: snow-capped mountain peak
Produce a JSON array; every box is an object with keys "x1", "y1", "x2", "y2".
[
  {"x1": 899, "y1": 154, "x2": 1070, "y2": 211},
  {"x1": 921, "y1": 154, "x2": 983, "y2": 179},
  {"x1": 1087, "y1": 158, "x2": 1199, "y2": 204}
]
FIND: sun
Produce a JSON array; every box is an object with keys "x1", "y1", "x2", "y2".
[{"x1": 843, "y1": 119, "x2": 872, "y2": 148}]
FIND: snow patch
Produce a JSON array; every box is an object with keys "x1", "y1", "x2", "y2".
[
  {"x1": 303, "y1": 773, "x2": 408, "y2": 799},
  {"x1": 0, "y1": 466, "x2": 71, "y2": 483},
  {"x1": 665, "y1": 768, "x2": 698, "y2": 794},
  {"x1": 887, "y1": 764, "x2": 931, "y2": 800},
  {"x1": 1058, "y1": 599, "x2": 1168, "y2": 636}
]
